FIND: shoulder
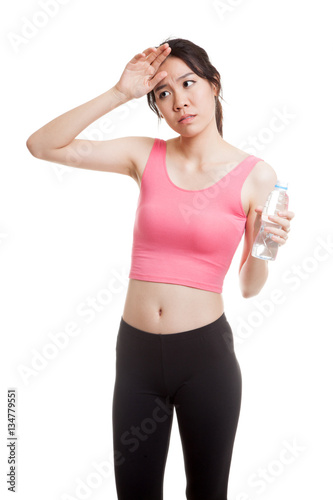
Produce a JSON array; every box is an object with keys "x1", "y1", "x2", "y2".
[
  {"x1": 222, "y1": 143, "x2": 275, "y2": 180},
  {"x1": 129, "y1": 135, "x2": 156, "y2": 156},
  {"x1": 251, "y1": 158, "x2": 278, "y2": 185},
  {"x1": 248, "y1": 158, "x2": 278, "y2": 208},
  {"x1": 230, "y1": 143, "x2": 278, "y2": 189}
]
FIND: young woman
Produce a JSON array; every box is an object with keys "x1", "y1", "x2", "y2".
[{"x1": 27, "y1": 38, "x2": 295, "y2": 500}]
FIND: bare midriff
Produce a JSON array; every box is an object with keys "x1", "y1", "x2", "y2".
[
  {"x1": 122, "y1": 279, "x2": 224, "y2": 334},
  {"x1": 121, "y1": 136, "x2": 255, "y2": 335}
]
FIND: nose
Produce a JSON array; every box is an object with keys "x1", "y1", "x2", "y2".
[{"x1": 173, "y1": 90, "x2": 189, "y2": 111}]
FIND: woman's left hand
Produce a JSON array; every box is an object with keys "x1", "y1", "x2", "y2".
[{"x1": 256, "y1": 208, "x2": 295, "y2": 246}]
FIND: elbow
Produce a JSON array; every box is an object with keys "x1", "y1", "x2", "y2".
[
  {"x1": 26, "y1": 137, "x2": 36, "y2": 156},
  {"x1": 241, "y1": 288, "x2": 260, "y2": 299},
  {"x1": 26, "y1": 138, "x2": 42, "y2": 158},
  {"x1": 240, "y1": 278, "x2": 266, "y2": 298},
  {"x1": 239, "y1": 262, "x2": 269, "y2": 299}
]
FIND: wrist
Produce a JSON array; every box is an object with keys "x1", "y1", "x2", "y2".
[{"x1": 110, "y1": 85, "x2": 131, "y2": 104}]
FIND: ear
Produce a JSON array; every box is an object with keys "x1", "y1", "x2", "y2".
[{"x1": 211, "y1": 77, "x2": 219, "y2": 97}]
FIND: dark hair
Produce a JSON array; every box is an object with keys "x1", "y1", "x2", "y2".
[{"x1": 147, "y1": 37, "x2": 224, "y2": 137}]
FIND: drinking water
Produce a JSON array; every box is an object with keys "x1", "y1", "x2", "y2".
[{"x1": 251, "y1": 180, "x2": 289, "y2": 261}]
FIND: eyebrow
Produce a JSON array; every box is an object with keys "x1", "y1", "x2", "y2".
[{"x1": 154, "y1": 72, "x2": 195, "y2": 93}]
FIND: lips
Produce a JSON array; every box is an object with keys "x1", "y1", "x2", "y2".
[{"x1": 179, "y1": 114, "x2": 196, "y2": 122}]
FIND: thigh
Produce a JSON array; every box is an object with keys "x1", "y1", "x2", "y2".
[
  {"x1": 174, "y1": 320, "x2": 242, "y2": 500},
  {"x1": 112, "y1": 321, "x2": 175, "y2": 500}
]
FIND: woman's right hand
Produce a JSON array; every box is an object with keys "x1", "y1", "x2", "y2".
[{"x1": 114, "y1": 43, "x2": 172, "y2": 101}]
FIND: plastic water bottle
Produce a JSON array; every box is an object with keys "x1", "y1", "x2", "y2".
[{"x1": 251, "y1": 180, "x2": 289, "y2": 261}]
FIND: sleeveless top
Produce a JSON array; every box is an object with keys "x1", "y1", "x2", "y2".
[{"x1": 128, "y1": 138, "x2": 263, "y2": 293}]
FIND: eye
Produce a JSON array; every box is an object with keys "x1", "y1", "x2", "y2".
[
  {"x1": 183, "y1": 80, "x2": 195, "y2": 88},
  {"x1": 158, "y1": 80, "x2": 196, "y2": 99},
  {"x1": 159, "y1": 90, "x2": 170, "y2": 99}
]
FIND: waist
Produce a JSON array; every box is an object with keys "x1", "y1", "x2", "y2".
[{"x1": 122, "y1": 279, "x2": 224, "y2": 334}]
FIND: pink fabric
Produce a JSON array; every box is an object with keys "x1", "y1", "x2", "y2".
[{"x1": 129, "y1": 138, "x2": 264, "y2": 293}]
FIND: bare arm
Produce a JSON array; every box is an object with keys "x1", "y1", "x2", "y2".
[
  {"x1": 238, "y1": 161, "x2": 278, "y2": 297},
  {"x1": 26, "y1": 86, "x2": 129, "y2": 155},
  {"x1": 26, "y1": 43, "x2": 171, "y2": 176}
]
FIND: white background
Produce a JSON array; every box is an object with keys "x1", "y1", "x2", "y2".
[{"x1": 1, "y1": 1, "x2": 332, "y2": 499}]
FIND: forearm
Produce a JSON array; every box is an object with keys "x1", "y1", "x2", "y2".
[
  {"x1": 26, "y1": 85, "x2": 130, "y2": 154},
  {"x1": 239, "y1": 253, "x2": 269, "y2": 298}
]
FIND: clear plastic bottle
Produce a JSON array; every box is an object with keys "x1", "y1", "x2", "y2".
[{"x1": 251, "y1": 180, "x2": 289, "y2": 261}]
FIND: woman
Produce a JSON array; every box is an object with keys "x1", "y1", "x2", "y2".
[{"x1": 27, "y1": 38, "x2": 295, "y2": 500}]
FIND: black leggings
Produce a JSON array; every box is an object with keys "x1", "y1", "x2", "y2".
[{"x1": 112, "y1": 312, "x2": 242, "y2": 500}]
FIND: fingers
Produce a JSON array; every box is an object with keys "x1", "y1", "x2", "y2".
[
  {"x1": 256, "y1": 209, "x2": 294, "y2": 245},
  {"x1": 135, "y1": 43, "x2": 169, "y2": 61},
  {"x1": 143, "y1": 44, "x2": 171, "y2": 91},
  {"x1": 147, "y1": 69, "x2": 168, "y2": 92},
  {"x1": 264, "y1": 225, "x2": 289, "y2": 244},
  {"x1": 132, "y1": 44, "x2": 171, "y2": 81},
  {"x1": 144, "y1": 43, "x2": 171, "y2": 69},
  {"x1": 255, "y1": 205, "x2": 264, "y2": 212},
  {"x1": 267, "y1": 212, "x2": 292, "y2": 229},
  {"x1": 143, "y1": 42, "x2": 169, "y2": 57},
  {"x1": 150, "y1": 44, "x2": 171, "y2": 70},
  {"x1": 139, "y1": 47, "x2": 157, "y2": 58},
  {"x1": 280, "y1": 210, "x2": 295, "y2": 220},
  {"x1": 266, "y1": 225, "x2": 289, "y2": 237},
  {"x1": 130, "y1": 47, "x2": 156, "y2": 63},
  {"x1": 267, "y1": 215, "x2": 290, "y2": 231},
  {"x1": 265, "y1": 213, "x2": 291, "y2": 245}
]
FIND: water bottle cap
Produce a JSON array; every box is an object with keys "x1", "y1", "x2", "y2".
[{"x1": 275, "y1": 179, "x2": 288, "y2": 190}]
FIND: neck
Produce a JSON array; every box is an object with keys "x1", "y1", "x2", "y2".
[{"x1": 175, "y1": 124, "x2": 231, "y2": 166}]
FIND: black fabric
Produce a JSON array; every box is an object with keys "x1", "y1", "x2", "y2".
[{"x1": 112, "y1": 312, "x2": 242, "y2": 500}]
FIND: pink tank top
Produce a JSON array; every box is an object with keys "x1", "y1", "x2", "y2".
[{"x1": 128, "y1": 138, "x2": 264, "y2": 293}]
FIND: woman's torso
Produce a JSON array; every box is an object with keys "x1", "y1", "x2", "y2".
[{"x1": 122, "y1": 136, "x2": 255, "y2": 334}]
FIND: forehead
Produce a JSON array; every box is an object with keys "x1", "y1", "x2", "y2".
[
  {"x1": 159, "y1": 55, "x2": 192, "y2": 75},
  {"x1": 161, "y1": 54, "x2": 189, "y2": 69},
  {"x1": 154, "y1": 56, "x2": 199, "y2": 94}
]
